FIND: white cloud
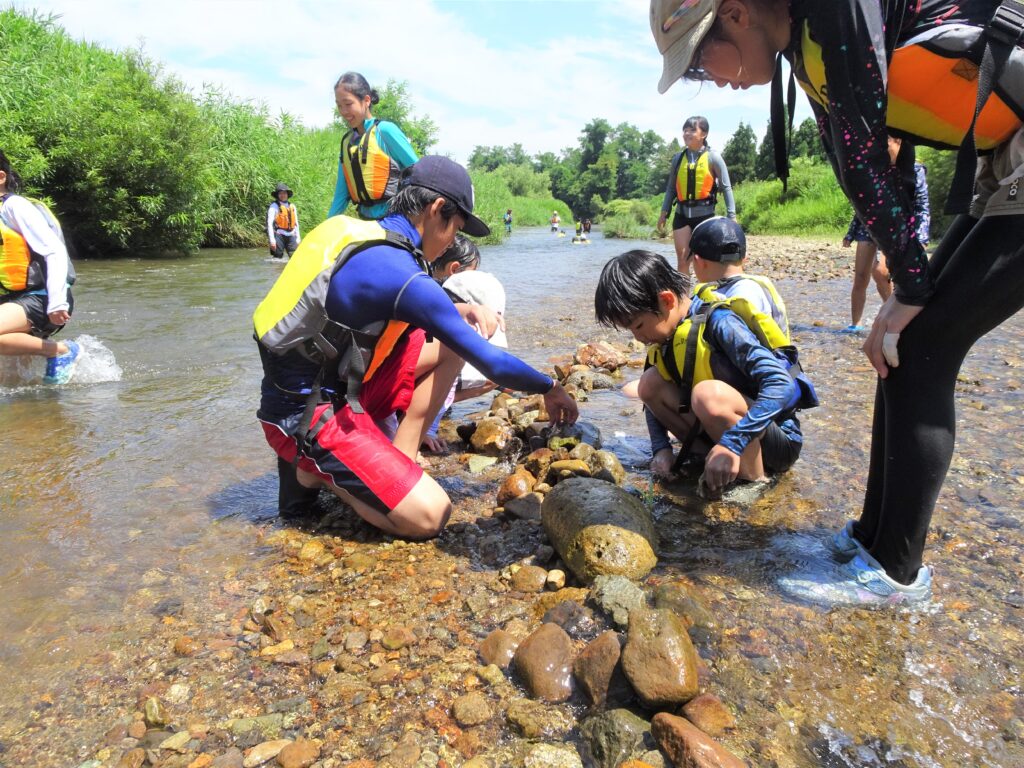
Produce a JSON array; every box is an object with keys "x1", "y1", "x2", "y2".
[{"x1": 19, "y1": 0, "x2": 805, "y2": 162}]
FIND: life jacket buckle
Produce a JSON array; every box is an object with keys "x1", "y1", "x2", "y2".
[{"x1": 988, "y1": 2, "x2": 1024, "y2": 47}]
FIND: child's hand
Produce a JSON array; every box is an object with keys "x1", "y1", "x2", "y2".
[
  {"x1": 650, "y1": 448, "x2": 676, "y2": 479},
  {"x1": 657, "y1": 212, "x2": 668, "y2": 232},
  {"x1": 841, "y1": 238, "x2": 852, "y2": 248},
  {"x1": 421, "y1": 435, "x2": 448, "y2": 454},
  {"x1": 458, "y1": 303, "x2": 504, "y2": 340},
  {"x1": 544, "y1": 382, "x2": 578, "y2": 426},
  {"x1": 47, "y1": 310, "x2": 70, "y2": 326},
  {"x1": 703, "y1": 444, "x2": 740, "y2": 491}
]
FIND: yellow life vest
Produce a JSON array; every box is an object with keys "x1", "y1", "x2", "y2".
[
  {"x1": 340, "y1": 120, "x2": 401, "y2": 207},
  {"x1": 694, "y1": 275, "x2": 791, "y2": 339},
  {"x1": 795, "y1": 20, "x2": 1023, "y2": 151},
  {"x1": 675, "y1": 149, "x2": 716, "y2": 204},
  {"x1": 273, "y1": 202, "x2": 296, "y2": 231},
  {"x1": 646, "y1": 286, "x2": 795, "y2": 411},
  {"x1": 253, "y1": 215, "x2": 421, "y2": 411},
  {"x1": 0, "y1": 195, "x2": 70, "y2": 294}
]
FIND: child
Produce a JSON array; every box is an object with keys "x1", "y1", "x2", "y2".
[
  {"x1": 503, "y1": 209, "x2": 513, "y2": 235},
  {"x1": 0, "y1": 149, "x2": 80, "y2": 385},
  {"x1": 267, "y1": 183, "x2": 301, "y2": 259},
  {"x1": 550, "y1": 211, "x2": 561, "y2": 232},
  {"x1": 595, "y1": 248, "x2": 816, "y2": 494},
  {"x1": 689, "y1": 215, "x2": 789, "y2": 335}
]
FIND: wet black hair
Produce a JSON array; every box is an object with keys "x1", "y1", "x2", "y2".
[
  {"x1": 594, "y1": 250, "x2": 691, "y2": 329},
  {"x1": 334, "y1": 71, "x2": 380, "y2": 106},
  {"x1": 683, "y1": 115, "x2": 710, "y2": 147},
  {"x1": 0, "y1": 149, "x2": 24, "y2": 193},
  {"x1": 431, "y1": 234, "x2": 481, "y2": 278},
  {"x1": 387, "y1": 184, "x2": 461, "y2": 224}
]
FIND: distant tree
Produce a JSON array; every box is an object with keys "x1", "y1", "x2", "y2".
[
  {"x1": 468, "y1": 145, "x2": 507, "y2": 172},
  {"x1": 532, "y1": 151, "x2": 559, "y2": 174},
  {"x1": 579, "y1": 118, "x2": 613, "y2": 167},
  {"x1": 754, "y1": 120, "x2": 777, "y2": 181},
  {"x1": 791, "y1": 117, "x2": 826, "y2": 161},
  {"x1": 372, "y1": 79, "x2": 437, "y2": 155},
  {"x1": 722, "y1": 122, "x2": 756, "y2": 185}
]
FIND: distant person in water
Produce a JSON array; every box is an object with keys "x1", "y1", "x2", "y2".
[
  {"x1": 582, "y1": 218, "x2": 592, "y2": 235},
  {"x1": 503, "y1": 209, "x2": 513, "y2": 234},
  {"x1": 550, "y1": 211, "x2": 561, "y2": 232},
  {"x1": 0, "y1": 149, "x2": 80, "y2": 385},
  {"x1": 267, "y1": 183, "x2": 301, "y2": 259},
  {"x1": 329, "y1": 71, "x2": 419, "y2": 220}
]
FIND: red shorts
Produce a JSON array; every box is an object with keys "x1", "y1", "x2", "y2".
[{"x1": 261, "y1": 329, "x2": 425, "y2": 513}]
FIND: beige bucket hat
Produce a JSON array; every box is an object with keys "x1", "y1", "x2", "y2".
[{"x1": 650, "y1": 0, "x2": 721, "y2": 94}]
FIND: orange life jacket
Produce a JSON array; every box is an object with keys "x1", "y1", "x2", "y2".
[
  {"x1": 273, "y1": 202, "x2": 296, "y2": 231},
  {"x1": 0, "y1": 195, "x2": 69, "y2": 294}
]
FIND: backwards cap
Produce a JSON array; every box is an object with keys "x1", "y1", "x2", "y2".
[
  {"x1": 650, "y1": 0, "x2": 720, "y2": 94},
  {"x1": 689, "y1": 216, "x2": 746, "y2": 262}
]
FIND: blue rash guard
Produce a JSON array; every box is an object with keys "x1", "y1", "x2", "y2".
[
  {"x1": 328, "y1": 119, "x2": 419, "y2": 220},
  {"x1": 259, "y1": 215, "x2": 552, "y2": 422},
  {"x1": 646, "y1": 304, "x2": 802, "y2": 458}
]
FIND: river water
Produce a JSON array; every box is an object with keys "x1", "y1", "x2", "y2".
[{"x1": 0, "y1": 227, "x2": 1021, "y2": 766}]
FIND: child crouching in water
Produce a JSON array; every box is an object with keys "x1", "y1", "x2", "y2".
[{"x1": 595, "y1": 249, "x2": 816, "y2": 495}]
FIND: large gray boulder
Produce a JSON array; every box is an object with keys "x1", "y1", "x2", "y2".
[{"x1": 541, "y1": 478, "x2": 658, "y2": 583}]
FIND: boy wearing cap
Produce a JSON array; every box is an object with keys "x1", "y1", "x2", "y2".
[
  {"x1": 690, "y1": 216, "x2": 790, "y2": 335},
  {"x1": 267, "y1": 183, "x2": 301, "y2": 259},
  {"x1": 257, "y1": 156, "x2": 578, "y2": 539},
  {"x1": 595, "y1": 248, "x2": 815, "y2": 493}
]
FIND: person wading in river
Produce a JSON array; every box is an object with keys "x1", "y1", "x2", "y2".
[
  {"x1": 255, "y1": 156, "x2": 578, "y2": 538},
  {"x1": 0, "y1": 149, "x2": 80, "y2": 385},
  {"x1": 267, "y1": 183, "x2": 301, "y2": 259},
  {"x1": 650, "y1": 0, "x2": 1024, "y2": 606}
]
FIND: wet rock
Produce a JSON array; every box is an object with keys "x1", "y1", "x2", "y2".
[
  {"x1": 546, "y1": 569, "x2": 566, "y2": 590},
  {"x1": 159, "y1": 730, "x2": 192, "y2": 751},
  {"x1": 506, "y1": 700, "x2": 575, "y2": 738},
  {"x1": 319, "y1": 673, "x2": 372, "y2": 708},
  {"x1": 153, "y1": 596, "x2": 185, "y2": 617},
  {"x1": 344, "y1": 630, "x2": 369, "y2": 651},
  {"x1": 479, "y1": 629, "x2": 518, "y2": 668},
  {"x1": 513, "y1": 623, "x2": 575, "y2": 702},
  {"x1": 547, "y1": 422, "x2": 602, "y2": 451},
  {"x1": 575, "y1": 341, "x2": 628, "y2": 371},
  {"x1": 498, "y1": 468, "x2": 537, "y2": 506},
  {"x1": 566, "y1": 369, "x2": 617, "y2": 391},
  {"x1": 574, "y1": 631, "x2": 622, "y2": 706},
  {"x1": 569, "y1": 442, "x2": 596, "y2": 463},
  {"x1": 504, "y1": 492, "x2": 544, "y2": 520},
  {"x1": 652, "y1": 582, "x2": 717, "y2": 631},
  {"x1": 682, "y1": 693, "x2": 736, "y2": 737},
  {"x1": 174, "y1": 636, "x2": 199, "y2": 657},
  {"x1": 298, "y1": 539, "x2": 325, "y2": 562},
  {"x1": 452, "y1": 691, "x2": 493, "y2": 727},
  {"x1": 542, "y1": 479, "x2": 658, "y2": 583},
  {"x1": 471, "y1": 417, "x2": 517, "y2": 456},
  {"x1": 381, "y1": 626, "x2": 416, "y2": 650},
  {"x1": 524, "y1": 448, "x2": 557, "y2": 478},
  {"x1": 210, "y1": 748, "x2": 244, "y2": 768},
  {"x1": 545, "y1": 459, "x2": 593, "y2": 484},
  {"x1": 127, "y1": 721, "x2": 147, "y2": 739},
  {"x1": 580, "y1": 708, "x2": 653, "y2": 768},
  {"x1": 143, "y1": 697, "x2": 169, "y2": 728},
  {"x1": 651, "y1": 712, "x2": 746, "y2": 767},
  {"x1": 523, "y1": 743, "x2": 584, "y2": 768},
  {"x1": 542, "y1": 600, "x2": 598, "y2": 639},
  {"x1": 512, "y1": 565, "x2": 549, "y2": 593},
  {"x1": 117, "y1": 749, "x2": 146, "y2": 768},
  {"x1": 242, "y1": 739, "x2": 291, "y2": 767},
  {"x1": 591, "y1": 451, "x2": 627, "y2": 485},
  {"x1": 590, "y1": 575, "x2": 647, "y2": 628},
  {"x1": 226, "y1": 714, "x2": 284, "y2": 739},
  {"x1": 622, "y1": 609, "x2": 699, "y2": 708},
  {"x1": 276, "y1": 738, "x2": 320, "y2": 768},
  {"x1": 187, "y1": 755, "x2": 214, "y2": 768}
]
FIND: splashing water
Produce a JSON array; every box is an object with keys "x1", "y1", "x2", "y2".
[{"x1": 0, "y1": 334, "x2": 121, "y2": 391}]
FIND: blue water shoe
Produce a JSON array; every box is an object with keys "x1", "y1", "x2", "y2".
[
  {"x1": 43, "y1": 340, "x2": 80, "y2": 385},
  {"x1": 779, "y1": 554, "x2": 932, "y2": 608},
  {"x1": 840, "y1": 324, "x2": 866, "y2": 334}
]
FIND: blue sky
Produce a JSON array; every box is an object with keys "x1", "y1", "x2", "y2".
[{"x1": 19, "y1": 0, "x2": 811, "y2": 163}]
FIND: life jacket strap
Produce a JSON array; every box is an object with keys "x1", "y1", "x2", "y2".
[{"x1": 769, "y1": 52, "x2": 797, "y2": 193}]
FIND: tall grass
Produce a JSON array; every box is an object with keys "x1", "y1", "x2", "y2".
[
  {"x1": 733, "y1": 159, "x2": 851, "y2": 236},
  {"x1": 470, "y1": 169, "x2": 570, "y2": 243}
]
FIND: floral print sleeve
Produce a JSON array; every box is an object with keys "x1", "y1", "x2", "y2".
[{"x1": 792, "y1": 0, "x2": 933, "y2": 304}]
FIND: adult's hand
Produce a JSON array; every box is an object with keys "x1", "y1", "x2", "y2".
[
  {"x1": 650, "y1": 447, "x2": 676, "y2": 479},
  {"x1": 544, "y1": 382, "x2": 578, "y2": 426},
  {"x1": 657, "y1": 212, "x2": 668, "y2": 232},
  {"x1": 48, "y1": 310, "x2": 70, "y2": 326},
  {"x1": 458, "y1": 303, "x2": 504, "y2": 340},
  {"x1": 703, "y1": 444, "x2": 740, "y2": 491},
  {"x1": 863, "y1": 295, "x2": 923, "y2": 378}
]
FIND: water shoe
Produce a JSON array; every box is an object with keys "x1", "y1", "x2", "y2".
[
  {"x1": 827, "y1": 520, "x2": 864, "y2": 562},
  {"x1": 779, "y1": 554, "x2": 932, "y2": 608},
  {"x1": 43, "y1": 340, "x2": 80, "y2": 385},
  {"x1": 840, "y1": 324, "x2": 866, "y2": 334}
]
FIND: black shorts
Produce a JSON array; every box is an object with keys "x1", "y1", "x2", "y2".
[
  {"x1": 760, "y1": 421, "x2": 802, "y2": 474},
  {"x1": 0, "y1": 290, "x2": 74, "y2": 338},
  {"x1": 672, "y1": 209, "x2": 714, "y2": 233}
]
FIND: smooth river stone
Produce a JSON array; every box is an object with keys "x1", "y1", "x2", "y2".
[
  {"x1": 478, "y1": 629, "x2": 517, "y2": 669},
  {"x1": 512, "y1": 623, "x2": 575, "y2": 702},
  {"x1": 541, "y1": 478, "x2": 658, "y2": 583},
  {"x1": 621, "y1": 608, "x2": 698, "y2": 708},
  {"x1": 651, "y1": 712, "x2": 747, "y2": 768}
]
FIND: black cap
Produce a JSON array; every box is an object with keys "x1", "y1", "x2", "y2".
[
  {"x1": 398, "y1": 156, "x2": 490, "y2": 237},
  {"x1": 273, "y1": 182, "x2": 293, "y2": 199},
  {"x1": 689, "y1": 216, "x2": 745, "y2": 262}
]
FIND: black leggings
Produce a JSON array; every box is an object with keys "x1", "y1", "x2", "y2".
[{"x1": 854, "y1": 213, "x2": 1024, "y2": 583}]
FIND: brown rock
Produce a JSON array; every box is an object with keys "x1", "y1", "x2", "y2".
[
  {"x1": 188, "y1": 755, "x2": 214, "y2": 768},
  {"x1": 210, "y1": 748, "x2": 245, "y2": 768},
  {"x1": 276, "y1": 738, "x2": 321, "y2": 768},
  {"x1": 511, "y1": 565, "x2": 548, "y2": 593},
  {"x1": 590, "y1": 450, "x2": 627, "y2": 485},
  {"x1": 452, "y1": 691, "x2": 493, "y2": 726},
  {"x1": 243, "y1": 739, "x2": 292, "y2": 767},
  {"x1": 117, "y1": 749, "x2": 146, "y2": 768},
  {"x1": 575, "y1": 341, "x2": 628, "y2": 371},
  {"x1": 127, "y1": 720, "x2": 147, "y2": 739},
  {"x1": 504, "y1": 492, "x2": 544, "y2": 520},
  {"x1": 497, "y1": 468, "x2": 537, "y2": 505},
  {"x1": 651, "y1": 712, "x2": 747, "y2": 767},
  {"x1": 104, "y1": 723, "x2": 128, "y2": 744},
  {"x1": 545, "y1": 459, "x2": 592, "y2": 484},
  {"x1": 173, "y1": 636, "x2": 199, "y2": 657},
  {"x1": 479, "y1": 629, "x2": 518, "y2": 668},
  {"x1": 512, "y1": 623, "x2": 574, "y2": 702},
  {"x1": 470, "y1": 417, "x2": 516, "y2": 456},
  {"x1": 524, "y1": 448, "x2": 556, "y2": 478},
  {"x1": 143, "y1": 696, "x2": 169, "y2": 728},
  {"x1": 622, "y1": 608, "x2": 699, "y2": 708},
  {"x1": 619, "y1": 762, "x2": 658, "y2": 768},
  {"x1": 573, "y1": 630, "x2": 622, "y2": 706},
  {"x1": 682, "y1": 693, "x2": 737, "y2": 737},
  {"x1": 381, "y1": 626, "x2": 416, "y2": 650}
]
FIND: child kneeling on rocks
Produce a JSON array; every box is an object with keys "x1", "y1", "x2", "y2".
[{"x1": 594, "y1": 249, "x2": 817, "y2": 496}]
